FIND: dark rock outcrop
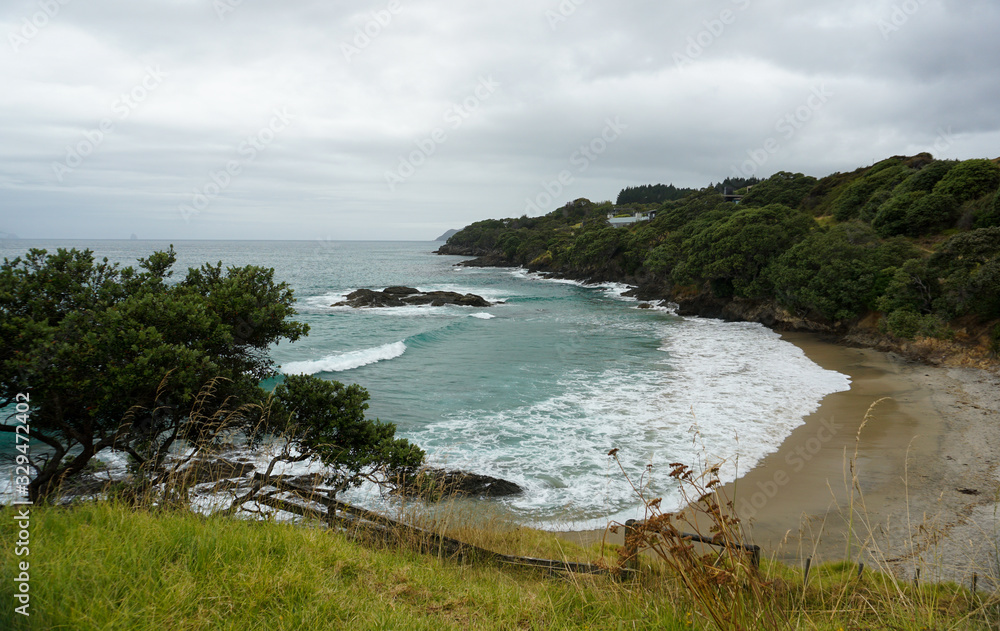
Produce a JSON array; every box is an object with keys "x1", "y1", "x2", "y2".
[
  {"x1": 393, "y1": 467, "x2": 523, "y2": 500},
  {"x1": 334, "y1": 287, "x2": 494, "y2": 309}
]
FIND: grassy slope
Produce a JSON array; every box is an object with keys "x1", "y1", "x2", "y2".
[
  {"x1": 2, "y1": 502, "x2": 998, "y2": 630},
  {"x1": 0, "y1": 502, "x2": 685, "y2": 631}
]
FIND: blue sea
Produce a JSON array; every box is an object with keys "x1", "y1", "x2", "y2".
[{"x1": 0, "y1": 239, "x2": 850, "y2": 529}]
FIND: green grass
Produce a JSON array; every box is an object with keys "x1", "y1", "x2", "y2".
[
  {"x1": 2, "y1": 501, "x2": 998, "y2": 630},
  {"x1": 0, "y1": 502, "x2": 686, "y2": 631}
]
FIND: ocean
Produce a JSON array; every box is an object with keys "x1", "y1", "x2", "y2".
[{"x1": 0, "y1": 239, "x2": 850, "y2": 529}]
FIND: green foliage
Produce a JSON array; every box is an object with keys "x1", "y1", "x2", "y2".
[
  {"x1": 272, "y1": 375, "x2": 424, "y2": 490},
  {"x1": 974, "y1": 187, "x2": 1000, "y2": 228},
  {"x1": 650, "y1": 190, "x2": 730, "y2": 232},
  {"x1": 877, "y1": 259, "x2": 938, "y2": 315},
  {"x1": 443, "y1": 153, "x2": 999, "y2": 342},
  {"x1": 906, "y1": 191, "x2": 960, "y2": 236},
  {"x1": 871, "y1": 191, "x2": 959, "y2": 237},
  {"x1": 933, "y1": 158, "x2": 1000, "y2": 203},
  {"x1": 832, "y1": 162, "x2": 912, "y2": 222},
  {"x1": 617, "y1": 183, "x2": 693, "y2": 205},
  {"x1": 0, "y1": 247, "x2": 418, "y2": 501},
  {"x1": 882, "y1": 309, "x2": 949, "y2": 340},
  {"x1": 893, "y1": 159, "x2": 957, "y2": 195},
  {"x1": 928, "y1": 227, "x2": 1000, "y2": 319},
  {"x1": 871, "y1": 191, "x2": 924, "y2": 237},
  {"x1": 768, "y1": 223, "x2": 916, "y2": 321},
  {"x1": 875, "y1": 228, "x2": 1000, "y2": 332},
  {"x1": 711, "y1": 175, "x2": 761, "y2": 193},
  {"x1": 740, "y1": 171, "x2": 817, "y2": 209},
  {"x1": 801, "y1": 169, "x2": 859, "y2": 215},
  {"x1": 444, "y1": 218, "x2": 508, "y2": 251},
  {"x1": 671, "y1": 204, "x2": 815, "y2": 298}
]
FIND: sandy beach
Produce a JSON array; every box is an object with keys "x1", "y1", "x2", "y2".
[
  {"x1": 561, "y1": 332, "x2": 1000, "y2": 588},
  {"x1": 721, "y1": 332, "x2": 1000, "y2": 587}
]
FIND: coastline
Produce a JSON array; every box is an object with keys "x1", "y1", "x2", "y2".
[
  {"x1": 728, "y1": 333, "x2": 999, "y2": 582},
  {"x1": 559, "y1": 331, "x2": 1000, "y2": 587}
]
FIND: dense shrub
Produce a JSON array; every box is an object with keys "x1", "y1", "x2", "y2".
[
  {"x1": 872, "y1": 191, "x2": 925, "y2": 237},
  {"x1": 930, "y1": 227, "x2": 1000, "y2": 319},
  {"x1": 882, "y1": 309, "x2": 949, "y2": 339},
  {"x1": 832, "y1": 163, "x2": 911, "y2": 221},
  {"x1": 671, "y1": 204, "x2": 815, "y2": 298},
  {"x1": 934, "y1": 158, "x2": 1000, "y2": 203},
  {"x1": 740, "y1": 171, "x2": 817, "y2": 209},
  {"x1": 877, "y1": 259, "x2": 938, "y2": 315},
  {"x1": 894, "y1": 160, "x2": 957, "y2": 195},
  {"x1": 768, "y1": 223, "x2": 915, "y2": 321},
  {"x1": 906, "y1": 192, "x2": 960, "y2": 236},
  {"x1": 974, "y1": 188, "x2": 1000, "y2": 228}
]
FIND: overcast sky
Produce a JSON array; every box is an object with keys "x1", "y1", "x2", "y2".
[{"x1": 1, "y1": 0, "x2": 998, "y2": 241}]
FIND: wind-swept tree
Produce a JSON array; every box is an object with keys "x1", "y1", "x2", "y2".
[{"x1": 0, "y1": 247, "x2": 422, "y2": 501}]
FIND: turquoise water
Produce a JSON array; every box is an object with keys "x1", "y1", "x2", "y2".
[{"x1": 0, "y1": 239, "x2": 850, "y2": 528}]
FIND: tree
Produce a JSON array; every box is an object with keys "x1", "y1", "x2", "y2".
[
  {"x1": 928, "y1": 227, "x2": 1000, "y2": 319},
  {"x1": 768, "y1": 223, "x2": 916, "y2": 321},
  {"x1": 871, "y1": 191, "x2": 924, "y2": 237},
  {"x1": 893, "y1": 159, "x2": 957, "y2": 195},
  {"x1": 271, "y1": 376, "x2": 424, "y2": 491},
  {"x1": 0, "y1": 247, "x2": 422, "y2": 501},
  {"x1": 933, "y1": 158, "x2": 1000, "y2": 204},
  {"x1": 739, "y1": 171, "x2": 817, "y2": 209},
  {"x1": 672, "y1": 204, "x2": 815, "y2": 298}
]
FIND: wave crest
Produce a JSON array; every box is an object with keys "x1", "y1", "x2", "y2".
[{"x1": 282, "y1": 341, "x2": 406, "y2": 375}]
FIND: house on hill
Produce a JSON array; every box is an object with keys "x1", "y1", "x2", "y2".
[
  {"x1": 607, "y1": 209, "x2": 657, "y2": 227},
  {"x1": 722, "y1": 186, "x2": 751, "y2": 203}
]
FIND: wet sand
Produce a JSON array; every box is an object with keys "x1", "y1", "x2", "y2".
[{"x1": 560, "y1": 332, "x2": 1000, "y2": 588}]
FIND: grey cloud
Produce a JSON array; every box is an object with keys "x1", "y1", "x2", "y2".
[{"x1": 1, "y1": 0, "x2": 997, "y2": 239}]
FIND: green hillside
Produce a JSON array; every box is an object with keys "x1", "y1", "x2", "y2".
[{"x1": 440, "y1": 154, "x2": 1000, "y2": 363}]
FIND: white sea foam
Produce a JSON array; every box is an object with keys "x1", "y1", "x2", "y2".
[
  {"x1": 593, "y1": 282, "x2": 637, "y2": 301},
  {"x1": 513, "y1": 269, "x2": 638, "y2": 302},
  {"x1": 282, "y1": 341, "x2": 406, "y2": 375},
  {"x1": 404, "y1": 316, "x2": 850, "y2": 531},
  {"x1": 469, "y1": 313, "x2": 495, "y2": 320}
]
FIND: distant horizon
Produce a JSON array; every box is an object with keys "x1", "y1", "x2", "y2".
[{"x1": 0, "y1": 237, "x2": 451, "y2": 243}]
